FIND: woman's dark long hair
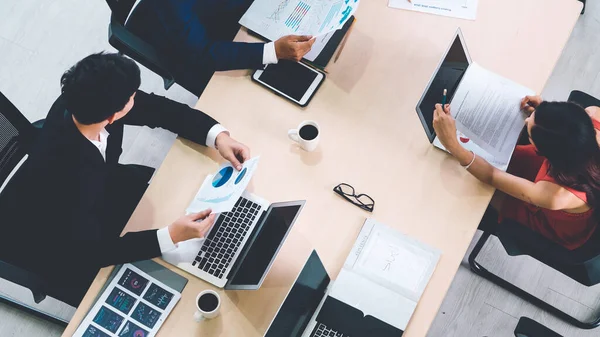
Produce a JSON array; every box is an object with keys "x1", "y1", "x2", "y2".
[{"x1": 531, "y1": 101, "x2": 600, "y2": 218}]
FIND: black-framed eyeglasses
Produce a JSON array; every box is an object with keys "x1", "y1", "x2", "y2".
[{"x1": 333, "y1": 183, "x2": 375, "y2": 212}]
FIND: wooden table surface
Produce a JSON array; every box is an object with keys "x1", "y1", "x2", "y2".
[{"x1": 62, "y1": 0, "x2": 582, "y2": 336}]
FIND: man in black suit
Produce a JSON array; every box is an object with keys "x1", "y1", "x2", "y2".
[
  {"x1": 0, "y1": 53, "x2": 250, "y2": 306},
  {"x1": 125, "y1": 0, "x2": 315, "y2": 94}
]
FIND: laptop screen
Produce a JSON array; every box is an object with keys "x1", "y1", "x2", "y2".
[
  {"x1": 416, "y1": 30, "x2": 471, "y2": 142},
  {"x1": 227, "y1": 201, "x2": 304, "y2": 289},
  {"x1": 264, "y1": 251, "x2": 330, "y2": 337}
]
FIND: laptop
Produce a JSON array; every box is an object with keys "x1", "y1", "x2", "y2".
[
  {"x1": 416, "y1": 28, "x2": 472, "y2": 147},
  {"x1": 416, "y1": 28, "x2": 533, "y2": 170},
  {"x1": 264, "y1": 220, "x2": 440, "y2": 337},
  {"x1": 165, "y1": 192, "x2": 305, "y2": 289}
]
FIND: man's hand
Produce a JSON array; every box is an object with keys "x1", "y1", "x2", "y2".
[
  {"x1": 433, "y1": 104, "x2": 460, "y2": 153},
  {"x1": 216, "y1": 132, "x2": 250, "y2": 171},
  {"x1": 274, "y1": 35, "x2": 315, "y2": 61},
  {"x1": 520, "y1": 95, "x2": 543, "y2": 115},
  {"x1": 168, "y1": 209, "x2": 216, "y2": 244}
]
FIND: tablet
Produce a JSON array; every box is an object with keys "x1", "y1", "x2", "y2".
[{"x1": 252, "y1": 61, "x2": 325, "y2": 107}]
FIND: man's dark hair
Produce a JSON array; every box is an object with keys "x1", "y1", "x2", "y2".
[{"x1": 61, "y1": 52, "x2": 141, "y2": 125}]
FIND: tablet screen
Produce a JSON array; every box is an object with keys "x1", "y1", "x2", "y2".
[{"x1": 258, "y1": 61, "x2": 319, "y2": 101}]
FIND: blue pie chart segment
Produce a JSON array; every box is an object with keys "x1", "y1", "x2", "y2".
[
  {"x1": 212, "y1": 167, "x2": 233, "y2": 188},
  {"x1": 235, "y1": 168, "x2": 247, "y2": 185}
]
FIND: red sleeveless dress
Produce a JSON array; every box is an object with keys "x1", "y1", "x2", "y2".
[{"x1": 499, "y1": 119, "x2": 600, "y2": 250}]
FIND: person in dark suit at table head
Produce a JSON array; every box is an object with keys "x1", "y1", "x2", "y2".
[
  {"x1": 0, "y1": 52, "x2": 250, "y2": 307},
  {"x1": 125, "y1": 0, "x2": 315, "y2": 93}
]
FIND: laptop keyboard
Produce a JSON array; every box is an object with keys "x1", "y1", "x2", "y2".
[
  {"x1": 191, "y1": 197, "x2": 261, "y2": 279},
  {"x1": 310, "y1": 323, "x2": 347, "y2": 337}
]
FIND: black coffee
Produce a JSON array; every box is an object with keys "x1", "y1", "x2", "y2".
[
  {"x1": 299, "y1": 125, "x2": 319, "y2": 140},
  {"x1": 198, "y1": 293, "x2": 219, "y2": 312}
]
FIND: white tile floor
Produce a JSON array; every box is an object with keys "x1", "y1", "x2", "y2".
[{"x1": 0, "y1": 0, "x2": 598, "y2": 336}]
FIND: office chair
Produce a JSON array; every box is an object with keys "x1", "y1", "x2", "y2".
[
  {"x1": 469, "y1": 90, "x2": 600, "y2": 330},
  {"x1": 105, "y1": 0, "x2": 214, "y2": 96},
  {"x1": 0, "y1": 91, "x2": 68, "y2": 326},
  {"x1": 514, "y1": 317, "x2": 563, "y2": 337}
]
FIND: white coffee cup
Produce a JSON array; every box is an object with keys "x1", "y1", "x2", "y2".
[
  {"x1": 288, "y1": 121, "x2": 320, "y2": 152},
  {"x1": 194, "y1": 290, "x2": 221, "y2": 322}
]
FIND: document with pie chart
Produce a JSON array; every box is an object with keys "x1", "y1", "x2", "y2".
[{"x1": 187, "y1": 156, "x2": 261, "y2": 214}]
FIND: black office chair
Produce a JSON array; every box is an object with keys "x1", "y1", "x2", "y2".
[
  {"x1": 105, "y1": 0, "x2": 214, "y2": 96},
  {"x1": 469, "y1": 90, "x2": 600, "y2": 330},
  {"x1": 0, "y1": 91, "x2": 68, "y2": 326},
  {"x1": 580, "y1": 0, "x2": 586, "y2": 14},
  {"x1": 514, "y1": 317, "x2": 563, "y2": 337}
]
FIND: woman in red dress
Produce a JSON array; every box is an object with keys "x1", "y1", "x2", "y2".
[{"x1": 433, "y1": 95, "x2": 600, "y2": 250}]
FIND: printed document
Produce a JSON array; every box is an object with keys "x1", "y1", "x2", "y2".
[
  {"x1": 388, "y1": 0, "x2": 478, "y2": 20},
  {"x1": 337, "y1": 218, "x2": 441, "y2": 330},
  {"x1": 239, "y1": 0, "x2": 359, "y2": 42},
  {"x1": 186, "y1": 156, "x2": 260, "y2": 214},
  {"x1": 450, "y1": 63, "x2": 534, "y2": 164}
]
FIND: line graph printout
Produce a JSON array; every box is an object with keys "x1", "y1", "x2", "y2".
[{"x1": 240, "y1": 0, "x2": 359, "y2": 41}]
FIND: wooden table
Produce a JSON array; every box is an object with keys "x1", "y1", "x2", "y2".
[{"x1": 63, "y1": 0, "x2": 582, "y2": 336}]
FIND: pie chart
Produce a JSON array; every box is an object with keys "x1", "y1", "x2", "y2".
[
  {"x1": 212, "y1": 167, "x2": 233, "y2": 188},
  {"x1": 235, "y1": 168, "x2": 247, "y2": 185}
]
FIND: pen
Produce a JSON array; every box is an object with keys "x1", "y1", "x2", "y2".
[{"x1": 442, "y1": 89, "x2": 447, "y2": 105}]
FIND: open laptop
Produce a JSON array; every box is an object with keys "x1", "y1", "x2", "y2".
[
  {"x1": 416, "y1": 28, "x2": 472, "y2": 146},
  {"x1": 164, "y1": 192, "x2": 305, "y2": 289},
  {"x1": 264, "y1": 220, "x2": 439, "y2": 337},
  {"x1": 416, "y1": 28, "x2": 533, "y2": 170}
]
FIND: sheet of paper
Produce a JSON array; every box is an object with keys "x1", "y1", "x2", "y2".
[
  {"x1": 388, "y1": 0, "x2": 478, "y2": 20},
  {"x1": 186, "y1": 156, "x2": 260, "y2": 214},
  {"x1": 433, "y1": 134, "x2": 510, "y2": 170},
  {"x1": 240, "y1": 0, "x2": 359, "y2": 41},
  {"x1": 330, "y1": 269, "x2": 416, "y2": 330},
  {"x1": 346, "y1": 219, "x2": 441, "y2": 302},
  {"x1": 450, "y1": 63, "x2": 534, "y2": 163},
  {"x1": 303, "y1": 31, "x2": 334, "y2": 61}
]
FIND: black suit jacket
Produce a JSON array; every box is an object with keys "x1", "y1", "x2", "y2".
[{"x1": 0, "y1": 91, "x2": 217, "y2": 305}]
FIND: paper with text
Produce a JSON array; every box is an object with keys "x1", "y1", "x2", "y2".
[
  {"x1": 240, "y1": 0, "x2": 359, "y2": 42},
  {"x1": 451, "y1": 63, "x2": 534, "y2": 163},
  {"x1": 388, "y1": 0, "x2": 478, "y2": 20},
  {"x1": 186, "y1": 156, "x2": 260, "y2": 214}
]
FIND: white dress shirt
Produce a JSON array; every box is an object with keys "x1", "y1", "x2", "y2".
[
  {"x1": 87, "y1": 124, "x2": 228, "y2": 256},
  {"x1": 127, "y1": 1, "x2": 279, "y2": 66}
]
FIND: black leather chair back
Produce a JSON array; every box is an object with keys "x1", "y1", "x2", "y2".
[
  {"x1": 105, "y1": 0, "x2": 176, "y2": 90},
  {"x1": 0, "y1": 91, "x2": 49, "y2": 304},
  {"x1": 514, "y1": 317, "x2": 563, "y2": 337},
  {"x1": 0, "y1": 91, "x2": 35, "y2": 187}
]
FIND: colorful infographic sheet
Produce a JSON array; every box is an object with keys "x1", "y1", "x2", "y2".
[
  {"x1": 74, "y1": 265, "x2": 181, "y2": 337},
  {"x1": 187, "y1": 156, "x2": 260, "y2": 214},
  {"x1": 240, "y1": 0, "x2": 359, "y2": 41}
]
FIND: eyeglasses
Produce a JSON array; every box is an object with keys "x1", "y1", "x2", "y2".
[{"x1": 333, "y1": 183, "x2": 375, "y2": 212}]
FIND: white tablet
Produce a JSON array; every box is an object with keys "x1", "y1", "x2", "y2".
[{"x1": 252, "y1": 61, "x2": 325, "y2": 107}]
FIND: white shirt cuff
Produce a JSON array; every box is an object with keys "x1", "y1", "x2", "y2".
[
  {"x1": 206, "y1": 124, "x2": 229, "y2": 149},
  {"x1": 157, "y1": 227, "x2": 178, "y2": 254},
  {"x1": 263, "y1": 42, "x2": 279, "y2": 65}
]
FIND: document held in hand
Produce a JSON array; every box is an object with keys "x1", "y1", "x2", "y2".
[
  {"x1": 239, "y1": 0, "x2": 359, "y2": 61},
  {"x1": 433, "y1": 63, "x2": 535, "y2": 170}
]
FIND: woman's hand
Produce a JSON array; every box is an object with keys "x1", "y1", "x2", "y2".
[
  {"x1": 433, "y1": 104, "x2": 460, "y2": 153},
  {"x1": 520, "y1": 95, "x2": 543, "y2": 115}
]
